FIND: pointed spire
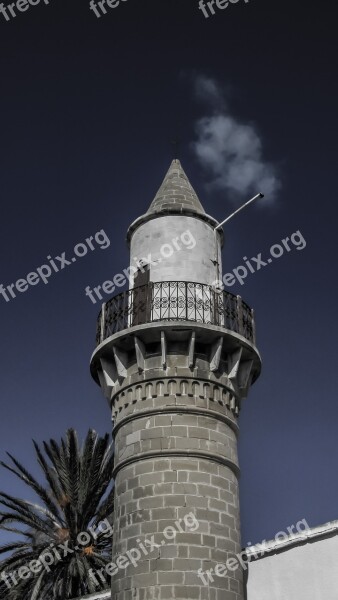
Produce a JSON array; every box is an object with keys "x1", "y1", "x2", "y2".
[
  {"x1": 127, "y1": 159, "x2": 219, "y2": 245},
  {"x1": 147, "y1": 159, "x2": 205, "y2": 216}
]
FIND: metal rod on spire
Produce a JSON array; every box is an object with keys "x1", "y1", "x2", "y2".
[
  {"x1": 171, "y1": 137, "x2": 181, "y2": 160},
  {"x1": 214, "y1": 193, "x2": 264, "y2": 230}
]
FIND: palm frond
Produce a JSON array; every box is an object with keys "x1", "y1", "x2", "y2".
[{"x1": 0, "y1": 428, "x2": 114, "y2": 599}]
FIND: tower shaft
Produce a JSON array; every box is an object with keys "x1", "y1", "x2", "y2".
[
  {"x1": 110, "y1": 334, "x2": 244, "y2": 600},
  {"x1": 90, "y1": 160, "x2": 261, "y2": 600}
]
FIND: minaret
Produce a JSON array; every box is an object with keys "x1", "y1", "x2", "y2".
[{"x1": 90, "y1": 160, "x2": 261, "y2": 600}]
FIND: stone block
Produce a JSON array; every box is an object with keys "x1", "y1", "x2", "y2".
[
  {"x1": 168, "y1": 426, "x2": 188, "y2": 437},
  {"x1": 133, "y1": 485, "x2": 153, "y2": 500},
  {"x1": 163, "y1": 471, "x2": 178, "y2": 482},
  {"x1": 209, "y1": 498, "x2": 227, "y2": 512},
  {"x1": 154, "y1": 482, "x2": 174, "y2": 495},
  {"x1": 141, "y1": 520, "x2": 159, "y2": 534},
  {"x1": 133, "y1": 572, "x2": 157, "y2": 587},
  {"x1": 175, "y1": 532, "x2": 202, "y2": 545},
  {"x1": 158, "y1": 585, "x2": 174, "y2": 599},
  {"x1": 126, "y1": 431, "x2": 141, "y2": 445},
  {"x1": 154, "y1": 459, "x2": 171, "y2": 470},
  {"x1": 177, "y1": 545, "x2": 188, "y2": 558},
  {"x1": 172, "y1": 481, "x2": 197, "y2": 495},
  {"x1": 149, "y1": 558, "x2": 173, "y2": 571},
  {"x1": 173, "y1": 558, "x2": 201, "y2": 571},
  {"x1": 198, "y1": 484, "x2": 220, "y2": 499},
  {"x1": 189, "y1": 426, "x2": 210, "y2": 440},
  {"x1": 160, "y1": 544, "x2": 178, "y2": 558},
  {"x1": 164, "y1": 494, "x2": 186, "y2": 507},
  {"x1": 170, "y1": 459, "x2": 198, "y2": 471},
  {"x1": 189, "y1": 545, "x2": 211, "y2": 559},
  {"x1": 211, "y1": 475, "x2": 230, "y2": 489},
  {"x1": 185, "y1": 495, "x2": 208, "y2": 509},
  {"x1": 176, "y1": 437, "x2": 200, "y2": 450},
  {"x1": 154, "y1": 415, "x2": 172, "y2": 426},
  {"x1": 139, "y1": 496, "x2": 164, "y2": 509},
  {"x1": 134, "y1": 461, "x2": 154, "y2": 475},
  {"x1": 202, "y1": 534, "x2": 216, "y2": 547},
  {"x1": 151, "y1": 507, "x2": 176, "y2": 521},
  {"x1": 216, "y1": 591, "x2": 237, "y2": 600},
  {"x1": 210, "y1": 522, "x2": 229, "y2": 537},
  {"x1": 141, "y1": 427, "x2": 163, "y2": 440},
  {"x1": 140, "y1": 472, "x2": 164, "y2": 486},
  {"x1": 157, "y1": 571, "x2": 184, "y2": 585},
  {"x1": 127, "y1": 477, "x2": 139, "y2": 491},
  {"x1": 189, "y1": 471, "x2": 211, "y2": 484},
  {"x1": 175, "y1": 585, "x2": 200, "y2": 599}
]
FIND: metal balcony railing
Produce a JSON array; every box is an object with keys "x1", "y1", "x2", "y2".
[{"x1": 96, "y1": 281, "x2": 256, "y2": 346}]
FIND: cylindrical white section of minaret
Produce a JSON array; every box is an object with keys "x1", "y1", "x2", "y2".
[{"x1": 129, "y1": 215, "x2": 222, "y2": 287}]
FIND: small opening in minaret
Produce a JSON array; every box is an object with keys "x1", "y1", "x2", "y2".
[
  {"x1": 133, "y1": 263, "x2": 150, "y2": 288},
  {"x1": 132, "y1": 264, "x2": 151, "y2": 326}
]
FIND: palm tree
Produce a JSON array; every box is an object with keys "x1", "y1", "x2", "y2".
[{"x1": 0, "y1": 429, "x2": 114, "y2": 600}]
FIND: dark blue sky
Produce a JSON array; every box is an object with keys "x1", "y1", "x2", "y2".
[{"x1": 0, "y1": 0, "x2": 338, "y2": 547}]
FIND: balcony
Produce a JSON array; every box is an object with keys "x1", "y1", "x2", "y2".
[{"x1": 95, "y1": 281, "x2": 256, "y2": 346}]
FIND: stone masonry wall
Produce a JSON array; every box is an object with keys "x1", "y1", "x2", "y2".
[{"x1": 110, "y1": 374, "x2": 244, "y2": 600}]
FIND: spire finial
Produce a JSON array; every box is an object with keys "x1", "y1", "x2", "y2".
[{"x1": 146, "y1": 158, "x2": 205, "y2": 216}]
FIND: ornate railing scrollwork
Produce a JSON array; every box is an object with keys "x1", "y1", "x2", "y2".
[{"x1": 96, "y1": 281, "x2": 255, "y2": 346}]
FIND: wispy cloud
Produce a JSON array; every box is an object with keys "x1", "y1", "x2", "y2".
[
  {"x1": 192, "y1": 75, "x2": 281, "y2": 202},
  {"x1": 193, "y1": 75, "x2": 226, "y2": 110}
]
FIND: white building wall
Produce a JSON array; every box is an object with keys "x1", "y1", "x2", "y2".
[{"x1": 247, "y1": 533, "x2": 338, "y2": 600}]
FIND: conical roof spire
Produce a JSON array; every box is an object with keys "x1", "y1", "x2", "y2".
[
  {"x1": 147, "y1": 159, "x2": 205, "y2": 216},
  {"x1": 127, "y1": 159, "x2": 219, "y2": 244}
]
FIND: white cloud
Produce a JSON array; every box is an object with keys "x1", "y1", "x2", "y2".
[
  {"x1": 194, "y1": 74, "x2": 226, "y2": 109},
  {"x1": 192, "y1": 77, "x2": 281, "y2": 202}
]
